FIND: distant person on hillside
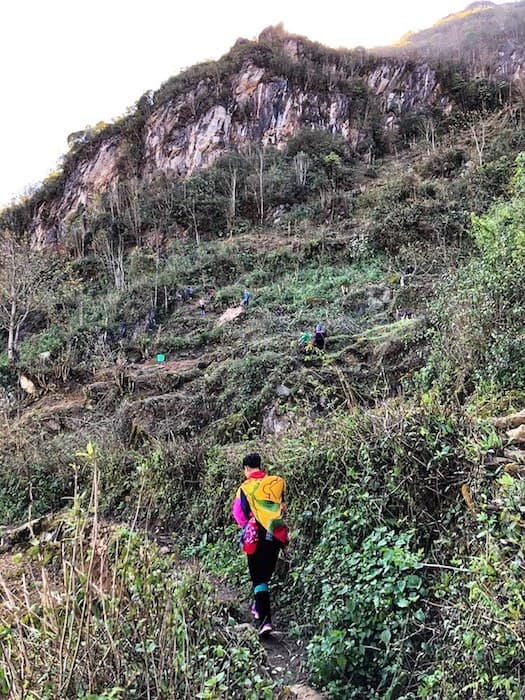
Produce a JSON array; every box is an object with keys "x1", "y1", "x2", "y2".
[
  {"x1": 184, "y1": 285, "x2": 194, "y2": 300},
  {"x1": 197, "y1": 297, "x2": 206, "y2": 315},
  {"x1": 232, "y1": 452, "x2": 288, "y2": 637},
  {"x1": 242, "y1": 289, "x2": 251, "y2": 308},
  {"x1": 208, "y1": 287, "x2": 216, "y2": 307},
  {"x1": 312, "y1": 323, "x2": 327, "y2": 351}
]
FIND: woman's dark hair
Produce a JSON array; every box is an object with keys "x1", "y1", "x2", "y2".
[{"x1": 242, "y1": 452, "x2": 261, "y2": 469}]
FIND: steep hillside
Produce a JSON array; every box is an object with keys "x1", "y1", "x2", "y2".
[{"x1": 1, "y1": 7, "x2": 525, "y2": 700}]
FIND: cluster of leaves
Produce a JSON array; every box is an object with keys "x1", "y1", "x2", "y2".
[
  {"x1": 445, "y1": 74, "x2": 508, "y2": 114},
  {"x1": 364, "y1": 173, "x2": 466, "y2": 252},
  {"x1": 306, "y1": 522, "x2": 424, "y2": 699},
  {"x1": 0, "y1": 432, "x2": 81, "y2": 522},
  {"x1": 363, "y1": 123, "x2": 525, "y2": 257},
  {"x1": 416, "y1": 467, "x2": 525, "y2": 700}
]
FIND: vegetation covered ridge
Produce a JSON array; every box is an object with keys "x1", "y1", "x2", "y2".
[
  {"x1": 4, "y1": 2, "x2": 525, "y2": 243},
  {"x1": 1, "y1": 7, "x2": 525, "y2": 698}
]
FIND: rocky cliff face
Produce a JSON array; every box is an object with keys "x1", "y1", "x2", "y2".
[
  {"x1": 497, "y1": 39, "x2": 525, "y2": 80},
  {"x1": 141, "y1": 58, "x2": 446, "y2": 177},
  {"x1": 34, "y1": 136, "x2": 127, "y2": 245},
  {"x1": 25, "y1": 32, "x2": 482, "y2": 245}
]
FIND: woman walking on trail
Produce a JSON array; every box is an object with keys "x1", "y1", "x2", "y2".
[{"x1": 232, "y1": 452, "x2": 288, "y2": 637}]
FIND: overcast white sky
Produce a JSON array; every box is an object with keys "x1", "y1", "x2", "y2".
[{"x1": 0, "y1": 0, "x2": 513, "y2": 207}]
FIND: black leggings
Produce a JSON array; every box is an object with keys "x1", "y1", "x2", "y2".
[{"x1": 247, "y1": 537, "x2": 281, "y2": 623}]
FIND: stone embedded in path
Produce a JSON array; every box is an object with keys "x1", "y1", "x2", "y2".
[
  {"x1": 492, "y1": 408, "x2": 525, "y2": 430},
  {"x1": 19, "y1": 375, "x2": 37, "y2": 395},
  {"x1": 506, "y1": 424, "x2": 525, "y2": 444},
  {"x1": 217, "y1": 306, "x2": 244, "y2": 327}
]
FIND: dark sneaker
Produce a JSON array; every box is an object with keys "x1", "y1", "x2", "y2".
[
  {"x1": 250, "y1": 602, "x2": 260, "y2": 620},
  {"x1": 258, "y1": 620, "x2": 272, "y2": 637}
]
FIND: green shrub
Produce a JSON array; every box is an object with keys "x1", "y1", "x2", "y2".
[
  {"x1": 426, "y1": 152, "x2": 525, "y2": 399},
  {"x1": 0, "y1": 435, "x2": 80, "y2": 522},
  {"x1": 364, "y1": 174, "x2": 449, "y2": 252},
  {"x1": 18, "y1": 326, "x2": 67, "y2": 365},
  {"x1": 416, "y1": 471, "x2": 525, "y2": 700},
  {"x1": 306, "y1": 519, "x2": 424, "y2": 698}
]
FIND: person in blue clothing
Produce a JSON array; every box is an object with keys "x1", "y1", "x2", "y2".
[{"x1": 242, "y1": 289, "x2": 251, "y2": 308}]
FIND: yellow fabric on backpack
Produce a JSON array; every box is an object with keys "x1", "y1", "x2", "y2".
[{"x1": 240, "y1": 474, "x2": 286, "y2": 537}]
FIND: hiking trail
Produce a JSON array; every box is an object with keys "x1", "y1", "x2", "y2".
[{"x1": 213, "y1": 578, "x2": 324, "y2": 699}]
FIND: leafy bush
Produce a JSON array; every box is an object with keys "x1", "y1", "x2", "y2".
[
  {"x1": 18, "y1": 325, "x2": 67, "y2": 365},
  {"x1": 417, "y1": 147, "x2": 466, "y2": 178},
  {"x1": 306, "y1": 519, "x2": 424, "y2": 698},
  {"x1": 364, "y1": 173, "x2": 466, "y2": 252},
  {"x1": 416, "y1": 469, "x2": 525, "y2": 700},
  {"x1": 0, "y1": 434, "x2": 80, "y2": 522}
]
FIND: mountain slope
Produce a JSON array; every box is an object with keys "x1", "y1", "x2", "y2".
[
  {"x1": 389, "y1": 0, "x2": 525, "y2": 71},
  {"x1": 4, "y1": 12, "x2": 523, "y2": 247},
  {"x1": 1, "y1": 7, "x2": 525, "y2": 700}
]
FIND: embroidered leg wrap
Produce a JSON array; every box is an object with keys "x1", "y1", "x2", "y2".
[{"x1": 254, "y1": 583, "x2": 270, "y2": 623}]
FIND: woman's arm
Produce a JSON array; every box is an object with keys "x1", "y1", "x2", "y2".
[{"x1": 232, "y1": 488, "x2": 250, "y2": 527}]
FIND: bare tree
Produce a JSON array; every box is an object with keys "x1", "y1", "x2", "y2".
[
  {"x1": 469, "y1": 113, "x2": 487, "y2": 166},
  {"x1": 226, "y1": 164, "x2": 238, "y2": 235},
  {"x1": 511, "y1": 73, "x2": 525, "y2": 128},
  {"x1": 181, "y1": 181, "x2": 201, "y2": 246},
  {"x1": 293, "y1": 150, "x2": 310, "y2": 187},
  {"x1": 0, "y1": 230, "x2": 46, "y2": 361},
  {"x1": 216, "y1": 153, "x2": 247, "y2": 237},
  {"x1": 257, "y1": 147, "x2": 265, "y2": 225},
  {"x1": 120, "y1": 177, "x2": 143, "y2": 247},
  {"x1": 92, "y1": 227, "x2": 126, "y2": 290},
  {"x1": 91, "y1": 185, "x2": 127, "y2": 290},
  {"x1": 245, "y1": 145, "x2": 266, "y2": 225},
  {"x1": 148, "y1": 172, "x2": 178, "y2": 236},
  {"x1": 67, "y1": 205, "x2": 90, "y2": 260},
  {"x1": 420, "y1": 115, "x2": 437, "y2": 153}
]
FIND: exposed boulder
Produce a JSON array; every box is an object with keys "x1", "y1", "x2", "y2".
[
  {"x1": 288, "y1": 684, "x2": 325, "y2": 699},
  {"x1": 262, "y1": 403, "x2": 291, "y2": 436},
  {"x1": 19, "y1": 374, "x2": 37, "y2": 395}
]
